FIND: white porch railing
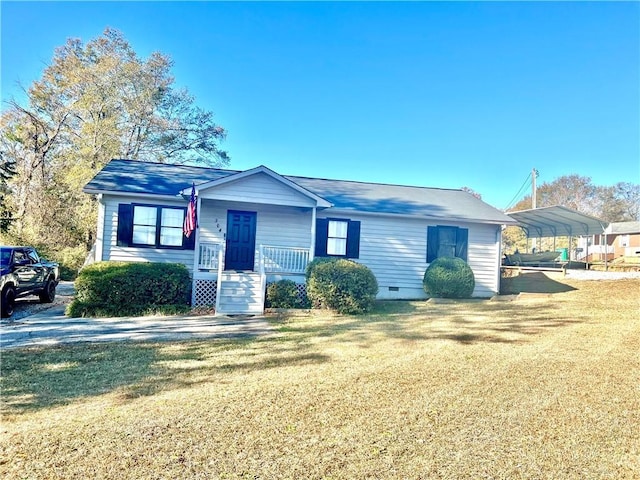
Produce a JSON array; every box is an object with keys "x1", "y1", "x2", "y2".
[
  {"x1": 261, "y1": 245, "x2": 310, "y2": 274},
  {"x1": 198, "y1": 242, "x2": 223, "y2": 270},
  {"x1": 198, "y1": 242, "x2": 310, "y2": 274}
]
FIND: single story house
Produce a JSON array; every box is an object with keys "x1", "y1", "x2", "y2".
[
  {"x1": 578, "y1": 221, "x2": 640, "y2": 262},
  {"x1": 83, "y1": 159, "x2": 518, "y2": 314}
]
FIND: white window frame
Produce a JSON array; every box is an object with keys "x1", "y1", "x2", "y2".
[
  {"x1": 327, "y1": 220, "x2": 348, "y2": 256},
  {"x1": 132, "y1": 205, "x2": 186, "y2": 248}
]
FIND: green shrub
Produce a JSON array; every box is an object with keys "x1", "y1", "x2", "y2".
[
  {"x1": 265, "y1": 280, "x2": 309, "y2": 309},
  {"x1": 306, "y1": 258, "x2": 378, "y2": 314},
  {"x1": 67, "y1": 261, "x2": 191, "y2": 317},
  {"x1": 423, "y1": 257, "x2": 475, "y2": 299},
  {"x1": 305, "y1": 257, "x2": 338, "y2": 281}
]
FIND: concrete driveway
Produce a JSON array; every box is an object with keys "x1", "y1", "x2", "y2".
[{"x1": 0, "y1": 283, "x2": 273, "y2": 349}]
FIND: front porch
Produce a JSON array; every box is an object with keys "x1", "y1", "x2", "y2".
[
  {"x1": 182, "y1": 165, "x2": 332, "y2": 315},
  {"x1": 192, "y1": 242, "x2": 311, "y2": 315}
]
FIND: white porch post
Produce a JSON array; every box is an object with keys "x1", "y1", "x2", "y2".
[{"x1": 310, "y1": 206, "x2": 316, "y2": 261}]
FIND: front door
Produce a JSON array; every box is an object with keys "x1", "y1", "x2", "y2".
[{"x1": 225, "y1": 210, "x2": 257, "y2": 271}]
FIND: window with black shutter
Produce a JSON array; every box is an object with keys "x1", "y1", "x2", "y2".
[
  {"x1": 315, "y1": 218, "x2": 361, "y2": 259},
  {"x1": 426, "y1": 225, "x2": 468, "y2": 263},
  {"x1": 116, "y1": 203, "x2": 194, "y2": 250}
]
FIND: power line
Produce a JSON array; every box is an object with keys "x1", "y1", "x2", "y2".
[{"x1": 504, "y1": 172, "x2": 532, "y2": 211}]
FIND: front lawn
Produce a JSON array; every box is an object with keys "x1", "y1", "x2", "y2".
[{"x1": 1, "y1": 278, "x2": 639, "y2": 479}]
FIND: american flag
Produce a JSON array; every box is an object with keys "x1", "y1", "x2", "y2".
[{"x1": 183, "y1": 183, "x2": 197, "y2": 238}]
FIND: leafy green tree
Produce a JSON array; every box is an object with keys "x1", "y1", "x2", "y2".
[
  {"x1": 597, "y1": 182, "x2": 640, "y2": 222},
  {"x1": 0, "y1": 28, "x2": 228, "y2": 269},
  {"x1": 0, "y1": 150, "x2": 17, "y2": 232}
]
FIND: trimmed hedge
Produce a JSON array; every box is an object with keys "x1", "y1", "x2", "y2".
[
  {"x1": 265, "y1": 279, "x2": 309, "y2": 309},
  {"x1": 423, "y1": 256, "x2": 475, "y2": 299},
  {"x1": 67, "y1": 261, "x2": 191, "y2": 317},
  {"x1": 305, "y1": 257, "x2": 338, "y2": 281},
  {"x1": 306, "y1": 258, "x2": 378, "y2": 314}
]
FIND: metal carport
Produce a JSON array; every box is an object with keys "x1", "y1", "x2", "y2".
[
  {"x1": 507, "y1": 205, "x2": 607, "y2": 238},
  {"x1": 506, "y1": 205, "x2": 609, "y2": 264}
]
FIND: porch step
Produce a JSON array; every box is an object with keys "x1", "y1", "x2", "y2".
[{"x1": 216, "y1": 272, "x2": 265, "y2": 316}]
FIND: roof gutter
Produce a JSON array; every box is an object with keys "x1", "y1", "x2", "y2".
[
  {"x1": 323, "y1": 207, "x2": 518, "y2": 225},
  {"x1": 82, "y1": 188, "x2": 184, "y2": 202}
]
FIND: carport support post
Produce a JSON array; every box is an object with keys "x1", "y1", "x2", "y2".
[
  {"x1": 585, "y1": 237, "x2": 589, "y2": 269},
  {"x1": 569, "y1": 235, "x2": 572, "y2": 262},
  {"x1": 604, "y1": 233, "x2": 608, "y2": 271}
]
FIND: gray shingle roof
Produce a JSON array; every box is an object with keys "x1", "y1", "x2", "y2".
[
  {"x1": 606, "y1": 221, "x2": 640, "y2": 235},
  {"x1": 84, "y1": 159, "x2": 515, "y2": 224}
]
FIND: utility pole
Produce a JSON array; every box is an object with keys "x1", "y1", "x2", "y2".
[{"x1": 532, "y1": 168, "x2": 538, "y2": 209}]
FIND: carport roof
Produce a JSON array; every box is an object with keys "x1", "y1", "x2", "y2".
[{"x1": 507, "y1": 206, "x2": 608, "y2": 238}]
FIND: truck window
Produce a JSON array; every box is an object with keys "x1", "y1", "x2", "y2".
[
  {"x1": 27, "y1": 249, "x2": 40, "y2": 264},
  {"x1": 13, "y1": 251, "x2": 26, "y2": 264}
]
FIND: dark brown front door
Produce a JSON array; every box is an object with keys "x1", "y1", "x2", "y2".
[{"x1": 225, "y1": 210, "x2": 257, "y2": 271}]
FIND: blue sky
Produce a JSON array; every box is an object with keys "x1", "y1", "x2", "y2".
[{"x1": 2, "y1": 1, "x2": 639, "y2": 209}]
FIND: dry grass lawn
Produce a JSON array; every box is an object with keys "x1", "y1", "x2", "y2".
[{"x1": 1, "y1": 276, "x2": 639, "y2": 479}]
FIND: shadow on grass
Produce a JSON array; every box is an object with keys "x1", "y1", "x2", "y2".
[
  {"x1": 0, "y1": 338, "x2": 330, "y2": 415},
  {"x1": 501, "y1": 271, "x2": 578, "y2": 294},
  {"x1": 1, "y1": 282, "x2": 589, "y2": 416}
]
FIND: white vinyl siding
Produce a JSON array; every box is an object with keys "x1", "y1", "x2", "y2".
[
  {"x1": 101, "y1": 195, "x2": 195, "y2": 271},
  {"x1": 318, "y1": 212, "x2": 501, "y2": 298},
  {"x1": 199, "y1": 172, "x2": 316, "y2": 207}
]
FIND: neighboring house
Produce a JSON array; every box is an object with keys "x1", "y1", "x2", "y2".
[
  {"x1": 579, "y1": 221, "x2": 640, "y2": 262},
  {"x1": 83, "y1": 159, "x2": 518, "y2": 314}
]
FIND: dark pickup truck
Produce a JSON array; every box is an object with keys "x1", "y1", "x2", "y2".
[{"x1": 1, "y1": 246, "x2": 60, "y2": 318}]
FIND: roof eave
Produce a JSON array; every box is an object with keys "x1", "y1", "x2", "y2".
[
  {"x1": 325, "y1": 207, "x2": 517, "y2": 225},
  {"x1": 83, "y1": 188, "x2": 183, "y2": 201}
]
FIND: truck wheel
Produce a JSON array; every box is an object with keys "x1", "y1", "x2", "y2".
[
  {"x1": 39, "y1": 279, "x2": 56, "y2": 303},
  {"x1": 1, "y1": 286, "x2": 16, "y2": 318}
]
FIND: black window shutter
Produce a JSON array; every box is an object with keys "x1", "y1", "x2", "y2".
[
  {"x1": 315, "y1": 218, "x2": 329, "y2": 257},
  {"x1": 184, "y1": 230, "x2": 196, "y2": 250},
  {"x1": 455, "y1": 228, "x2": 469, "y2": 261},
  {"x1": 116, "y1": 204, "x2": 133, "y2": 247},
  {"x1": 427, "y1": 226, "x2": 438, "y2": 263},
  {"x1": 346, "y1": 220, "x2": 361, "y2": 259}
]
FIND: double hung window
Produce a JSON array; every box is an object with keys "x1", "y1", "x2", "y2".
[
  {"x1": 117, "y1": 203, "x2": 194, "y2": 250},
  {"x1": 315, "y1": 218, "x2": 361, "y2": 258},
  {"x1": 327, "y1": 220, "x2": 348, "y2": 256}
]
